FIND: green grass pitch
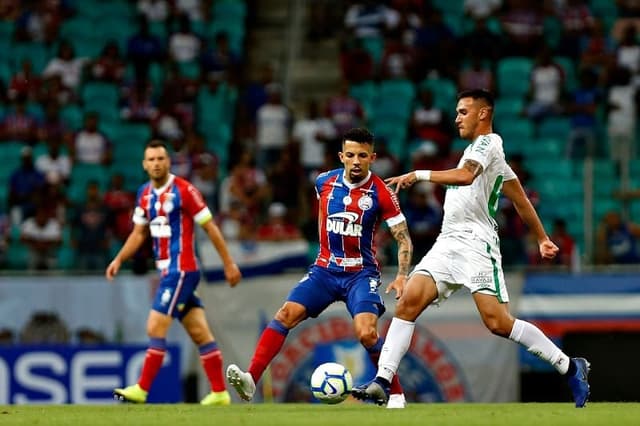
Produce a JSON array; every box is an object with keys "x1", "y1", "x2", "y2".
[{"x1": 1, "y1": 402, "x2": 639, "y2": 426}]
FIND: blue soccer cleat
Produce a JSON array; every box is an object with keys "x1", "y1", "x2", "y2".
[
  {"x1": 567, "y1": 357, "x2": 590, "y2": 408},
  {"x1": 351, "y1": 377, "x2": 390, "y2": 406}
]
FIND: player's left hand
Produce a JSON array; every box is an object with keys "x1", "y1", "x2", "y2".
[
  {"x1": 224, "y1": 262, "x2": 242, "y2": 287},
  {"x1": 539, "y1": 238, "x2": 559, "y2": 259},
  {"x1": 385, "y1": 275, "x2": 407, "y2": 300},
  {"x1": 385, "y1": 172, "x2": 417, "y2": 193}
]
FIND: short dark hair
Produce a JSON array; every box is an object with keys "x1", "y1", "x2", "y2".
[
  {"x1": 145, "y1": 139, "x2": 169, "y2": 153},
  {"x1": 457, "y1": 89, "x2": 494, "y2": 107},
  {"x1": 342, "y1": 127, "x2": 374, "y2": 145}
]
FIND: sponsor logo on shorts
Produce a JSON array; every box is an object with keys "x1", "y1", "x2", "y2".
[{"x1": 471, "y1": 272, "x2": 493, "y2": 287}]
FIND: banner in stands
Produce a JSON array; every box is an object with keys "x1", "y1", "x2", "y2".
[
  {"x1": 517, "y1": 272, "x2": 640, "y2": 372},
  {"x1": 0, "y1": 345, "x2": 181, "y2": 404}
]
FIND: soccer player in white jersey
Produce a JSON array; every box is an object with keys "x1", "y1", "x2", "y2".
[{"x1": 351, "y1": 89, "x2": 591, "y2": 408}]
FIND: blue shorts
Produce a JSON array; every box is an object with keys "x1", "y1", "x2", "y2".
[
  {"x1": 287, "y1": 265, "x2": 385, "y2": 318},
  {"x1": 151, "y1": 271, "x2": 204, "y2": 320}
]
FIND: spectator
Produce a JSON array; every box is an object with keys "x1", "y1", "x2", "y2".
[
  {"x1": 256, "y1": 202, "x2": 303, "y2": 241},
  {"x1": 220, "y1": 151, "x2": 269, "y2": 224},
  {"x1": 266, "y1": 146, "x2": 304, "y2": 215},
  {"x1": 14, "y1": 0, "x2": 61, "y2": 44},
  {"x1": 595, "y1": 210, "x2": 640, "y2": 264},
  {"x1": 168, "y1": 13, "x2": 201, "y2": 64},
  {"x1": 159, "y1": 63, "x2": 199, "y2": 129},
  {"x1": 460, "y1": 17, "x2": 503, "y2": 64},
  {"x1": 344, "y1": 0, "x2": 399, "y2": 40},
  {"x1": 524, "y1": 47, "x2": 566, "y2": 124},
  {"x1": 20, "y1": 204, "x2": 62, "y2": 270},
  {"x1": 499, "y1": 0, "x2": 545, "y2": 57},
  {"x1": 217, "y1": 200, "x2": 254, "y2": 242},
  {"x1": 412, "y1": 7, "x2": 458, "y2": 79},
  {"x1": 410, "y1": 87, "x2": 454, "y2": 156},
  {"x1": 187, "y1": 129, "x2": 219, "y2": 208},
  {"x1": 42, "y1": 40, "x2": 90, "y2": 92},
  {"x1": 614, "y1": 22, "x2": 640, "y2": 82},
  {"x1": 606, "y1": 66, "x2": 640, "y2": 163},
  {"x1": 565, "y1": 68, "x2": 602, "y2": 158},
  {"x1": 579, "y1": 17, "x2": 616, "y2": 74},
  {"x1": 0, "y1": 97, "x2": 39, "y2": 143},
  {"x1": 137, "y1": 0, "x2": 169, "y2": 23},
  {"x1": 103, "y1": 173, "x2": 136, "y2": 244},
  {"x1": 71, "y1": 180, "x2": 109, "y2": 270},
  {"x1": 34, "y1": 139, "x2": 72, "y2": 186},
  {"x1": 126, "y1": 15, "x2": 165, "y2": 81},
  {"x1": 72, "y1": 112, "x2": 112, "y2": 165},
  {"x1": 7, "y1": 59, "x2": 41, "y2": 102},
  {"x1": 339, "y1": 36, "x2": 375, "y2": 84},
  {"x1": 458, "y1": 55, "x2": 495, "y2": 93},
  {"x1": 7, "y1": 146, "x2": 45, "y2": 225},
  {"x1": 402, "y1": 181, "x2": 442, "y2": 264},
  {"x1": 255, "y1": 83, "x2": 291, "y2": 171},
  {"x1": 464, "y1": 0, "x2": 502, "y2": 20},
  {"x1": 369, "y1": 139, "x2": 401, "y2": 179},
  {"x1": 200, "y1": 31, "x2": 241, "y2": 82},
  {"x1": 556, "y1": 0, "x2": 594, "y2": 61},
  {"x1": 120, "y1": 78, "x2": 159, "y2": 122},
  {"x1": 37, "y1": 102, "x2": 72, "y2": 145},
  {"x1": 291, "y1": 99, "x2": 336, "y2": 181},
  {"x1": 90, "y1": 41, "x2": 127, "y2": 84},
  {"x1": 38, "y1": 74, "x2": 76, "y2": 107},
  {"x1": 324, "y1": 80, "x2": 365, "y2": 150},
  {"x1": 379, "y1": 33, "x2": 415, "y2": 79}
]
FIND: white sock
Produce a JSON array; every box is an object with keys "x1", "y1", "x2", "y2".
[
  {"x1": 377, "y1": 317, "x2": 415, "y2": 382},
  {"x1": 509, "y1": 319, "x2": 570, "y2": 374}
]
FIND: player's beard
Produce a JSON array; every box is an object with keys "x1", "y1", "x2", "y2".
[{"x1": 349, "y1": 168, "x2": 364, "y2": 183}]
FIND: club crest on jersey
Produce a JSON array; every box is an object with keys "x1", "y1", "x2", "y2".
[
  {"x1": 161, "y1": 289, "x2": 172, "y2": 306},
  {"x1": 326, "y1": 212, "x2": 362, "y2": 237},
  {"x1": 358, "y1": 195, "x2": 373, "y2": 211},
  {"x1": 160, "y1": 193, "x2": 176, "y2": 213}
]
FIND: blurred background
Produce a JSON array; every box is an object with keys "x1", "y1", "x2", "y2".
[{"x1": 0, "y1": 0, "x2": 639, "y2": 405}]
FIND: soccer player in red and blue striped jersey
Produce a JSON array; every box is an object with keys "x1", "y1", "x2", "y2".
[
  {"x1": 106, "y1": 140, "x2": 241, "y2": 405},
  {"x1": 227, "y1": 128, "x2": 413, "y2": 408}
]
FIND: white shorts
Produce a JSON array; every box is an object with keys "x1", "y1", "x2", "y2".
[{"x1": 411, "y1": 233, "x2": 508, "y2": 305}]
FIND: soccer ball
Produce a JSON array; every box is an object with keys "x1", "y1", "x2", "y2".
[{"x1": 310, "y1": 362, "x2": 353, "y2": 404}]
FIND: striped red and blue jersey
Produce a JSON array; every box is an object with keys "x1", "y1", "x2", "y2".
[
  {"x1": 133, "y1": 174, "x2": 212, "y2": 273},
  {"x1": 314, "y1": 169, "x2": 405, "y2": 272}
]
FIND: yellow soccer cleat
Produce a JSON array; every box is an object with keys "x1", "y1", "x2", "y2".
[
  {"x1": 200, "y1": 390, "x2": 231, "y2": 406},
  {"x1": 113, "y1": 384, "x2": 148, "y2": 403}
]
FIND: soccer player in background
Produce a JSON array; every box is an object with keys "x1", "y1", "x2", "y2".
[
  {"x1": 351, "y1": 89, "x2": 591, "y2": 408},
  {"x1": 106, "y1": 140, "x2": 242, "y2": 405},
  {"x1": 226, "y1": 127, "x2": 413, "y2": 409}
]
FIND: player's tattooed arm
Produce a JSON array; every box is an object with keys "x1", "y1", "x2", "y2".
[
  {"x1": 385, "y1": 221, "x2": 413, "y2": 299},
  {"x1": 463, "y1": 159, "x2": 484, "y2": 177},
  {"x1": 390, "y1": 221, "x2": 412, "y2": 277}
]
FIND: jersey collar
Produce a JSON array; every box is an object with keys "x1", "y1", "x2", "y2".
[
  {"x1": 152, "y1": 174, "x2": 175, "y2": 195},
  {"x1": 341, "y1": 170, "x2": 372, "y2": 189}
]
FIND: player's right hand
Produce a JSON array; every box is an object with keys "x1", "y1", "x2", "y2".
[
  {"x1": 105, "y1": 259, "x2": 121, "y2": 281},
  {"x1": 385, "y1": 172, "x2": 417, "y2": 193},
  {"x1": 224, "y1": 262, "x2": 242, "y2": 287}
]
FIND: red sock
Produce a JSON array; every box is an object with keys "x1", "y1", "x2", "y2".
[
  {"x1": 390, "y1": 374, "x2": 404, "y2": 394},
  {"x1": 248, "y1": 326, "x2": 287, "y2": 383},
  {"x1": 201, "y1": 349, "x2": 226, "y2": 392},
  {"x1": 138, "y1": 347, "x2": 165, "y2": 391}
]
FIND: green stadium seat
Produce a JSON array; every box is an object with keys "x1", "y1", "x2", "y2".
[
  {"x1": 82, "y1": 82, "x2": 120, "y2": 106},
  {"x1": 537, "y1": 117, "x2": 572, "y2": 140},
  {"x1": 522, "y1": 137, "x2": 563, "y2": 159},
  {"x1": 10, "y1": 42, "x2": 50, "y2": 74},
  {"x1": 6, "y1": 242, "x2": 29, "y2": 269},
  {"x1": 60, "y1": 105, "x2": 84, "y2": 130},
  {"x1": 349, "y1": 81, "x2": 377, "y2": 116},
  {"x1": 379, "y1": 79, "x2": 416, "y2": 102},
  {"x1": 213, "y1": 0, "x2": 248, "y2": 21},
  {"x1": 420, "y1": 77, "x2": 457, "y2": 110},
  {"x1": 497, "y1": 57, "x2": 533, "y2": 98},
  {"x1": 499, "y1": 118, "x2": 535, "y2": 143}
]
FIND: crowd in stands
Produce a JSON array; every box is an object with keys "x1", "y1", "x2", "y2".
[{"x1": 1, "y1": 0, "x2": 639, "y2": 273}]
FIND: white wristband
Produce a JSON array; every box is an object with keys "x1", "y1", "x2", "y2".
[{"x1": 415, "y1": 170, "x2": 432, "y2": 181}]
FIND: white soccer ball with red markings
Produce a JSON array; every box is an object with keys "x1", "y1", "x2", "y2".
[{"x1": 310, "y1": 362, "x2": 353, "y2": 404}]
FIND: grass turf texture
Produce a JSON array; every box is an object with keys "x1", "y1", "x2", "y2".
[{"x1": 1, "y1": 402, "x2": 639, "y2": 426}]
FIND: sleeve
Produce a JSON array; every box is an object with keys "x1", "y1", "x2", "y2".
[
  {"x1": 182, "y1": 182, "x2": 212, "y2": 225},
  {"x1": 464, "y1": 134, "x2": 495, "y2": 170},
  {"x1": 377, "y1": 179, "x2": 406, "y2": 227},
  {"x1": 132, "y1": 188, "x2": 149, "y2": 226},
  {"x1": 503, "y1": 164, "x2": 518, "y2": 181}
]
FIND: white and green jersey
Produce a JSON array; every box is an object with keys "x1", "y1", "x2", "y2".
[{"x1": 440, "y1": 133, "x2": 517, "y2": 243}]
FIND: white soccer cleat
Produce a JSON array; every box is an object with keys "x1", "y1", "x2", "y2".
[
  {"x1": 226, "y1": 364, "x2": 256, "y2": 401},
  {"x1": 386, "y1": 393, "x2": 406, "y2": 409}
]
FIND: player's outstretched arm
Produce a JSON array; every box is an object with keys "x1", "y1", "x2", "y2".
[
  {"x1": 501, "y1": 178, "x2": 559, "y2": 259},
  {"x1": 105, "y1": 224, "x2": 149, "y2": 281},
  {"x1": 385, "y1": 221, "x2": 412, "y2": 299},
  {"x1": 202, "y1": 219, "x2": 242, "y2": 287},
  {"x1": 385, "y1": 161, "x2": 481, "y2": 193}
]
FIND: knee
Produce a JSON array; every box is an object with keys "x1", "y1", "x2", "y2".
[
  {"x1": 355, "y1": 326, "x2": 378, "y2": 348},
  {"x1": 483, "y1": 316, "x2": 511, "y2": 338},
  {"x1": 274, "y1": 304, "x2": 304, "y2": 329},
  {"x1": 395, "y1": 298, "x2": 420, "y2": 321}
]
